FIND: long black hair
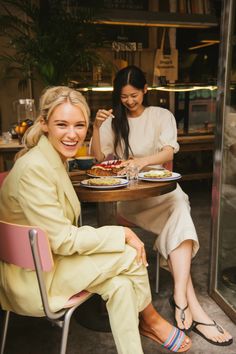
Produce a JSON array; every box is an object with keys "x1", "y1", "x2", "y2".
[{"x1": 112, "y1": 65, "x2": 148, "y2": 159}]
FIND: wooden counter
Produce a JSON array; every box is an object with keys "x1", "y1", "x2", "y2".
[
  {"x1": 178, "y1": 134, "x2": 214, "y2": 152},
  {"x1": 176, "y1": 134, "x2": 214, "y2": 181},
  {"x1": 0, "y1": 139, "x2": 23, "y2": 172}
]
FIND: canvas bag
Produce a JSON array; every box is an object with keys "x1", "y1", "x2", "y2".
[{"x1": 153, "y1": 28, "x2": 178, "y2": 83}]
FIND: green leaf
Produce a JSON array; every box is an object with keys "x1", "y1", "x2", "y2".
[{"x1": 0, "y1": 0, "x2": 104, "y2": 86}]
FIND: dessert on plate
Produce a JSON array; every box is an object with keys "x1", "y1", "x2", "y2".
[
  {"x1": 87, "y1": 178, "x2": 121, "y2": 186},
  {"x1": 87, "y1": 160, "x2": 124, "y2": 176},
  {"x1": 143, "y1": 169, "x2": 172, "y2": 178}
]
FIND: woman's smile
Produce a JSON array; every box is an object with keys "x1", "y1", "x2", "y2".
[
  {"x1": 41, "y1": 102, "x2": 88, "y2": 161},
  {"x1": 120, "y1": 84, "x2": 147, "y2": 117}
]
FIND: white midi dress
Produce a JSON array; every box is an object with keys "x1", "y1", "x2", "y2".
[{"x1": 99, "y1": 106, "x2": 199, "y2": 263}]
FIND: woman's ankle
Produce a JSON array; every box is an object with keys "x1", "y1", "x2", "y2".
[
  {"x1": 173, "y1": 289, "x2": 188, "y2": 304},
  {"x1": 140, "y1": 304, "x2": 162, "y2": 324}
]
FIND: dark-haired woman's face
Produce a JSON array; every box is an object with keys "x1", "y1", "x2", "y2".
[{"x1": 120, "y1": 84, "x2": 146, "y2": 117}]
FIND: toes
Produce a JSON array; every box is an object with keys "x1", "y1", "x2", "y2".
[{"x1": 181, "y1": 337, "x2": 191, "y2": 349}]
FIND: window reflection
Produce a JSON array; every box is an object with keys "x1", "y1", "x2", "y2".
[
  {"x1": 217, "y1": 9, "x2": 236, "y2": 308},
  {"x1": 218, "y1": 111, "x2": 236, "y2": 301}
]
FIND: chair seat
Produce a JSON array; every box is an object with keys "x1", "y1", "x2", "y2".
[
  {"x1": 64, "y1": 291, "x2": 92, "y2": 308},
  {"x1": 116, "y1": 214, "x2": 137, "y2": 228}
]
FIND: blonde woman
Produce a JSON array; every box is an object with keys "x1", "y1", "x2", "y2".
[{"x1": 0, "y1": 86, "x2": 191, "y2": 354}]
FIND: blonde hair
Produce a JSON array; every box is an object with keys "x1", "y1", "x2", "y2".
[{"x1": 16, "y1": 86, "x2": 90, "y2": 159}]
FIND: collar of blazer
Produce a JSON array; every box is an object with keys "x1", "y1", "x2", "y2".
[{"x1": 38, "y1": 135, "x2": 80, "y2": 221}]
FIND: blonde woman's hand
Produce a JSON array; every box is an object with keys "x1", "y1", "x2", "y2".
[
  {"x1": 124, "y1": 227, "x2": 148, "y2": 267},
  {"x1": 94, "y1": 108, "x2": 114, "y2": 129}
]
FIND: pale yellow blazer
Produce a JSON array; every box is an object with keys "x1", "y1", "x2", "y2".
[{"x1": 0, "y1": 135, "x2": 125, "y2": 316}]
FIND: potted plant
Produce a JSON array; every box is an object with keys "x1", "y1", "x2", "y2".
[{"x1": 0, "y1": 0, "x2": 104, "y2": 89}]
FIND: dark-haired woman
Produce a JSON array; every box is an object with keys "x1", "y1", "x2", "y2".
[{"x1": 91, "y1": 65, "x2": 233, "y2": 347}]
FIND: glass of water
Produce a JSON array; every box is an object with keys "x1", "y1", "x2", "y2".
[
  {"x1": 2, "y1": 131, "x2": 12, "y2": 144},
  {"x1": 126, "y1": 163, "x2": 139, "y2": 184}
]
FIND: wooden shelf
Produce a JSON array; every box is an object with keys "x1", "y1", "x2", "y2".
[
  {"x1": 94, "y1": 9, "x2": 218, "y2": 28},
  {"x1": 177, "y1": 134, "x2": 214, "y2": 151}
]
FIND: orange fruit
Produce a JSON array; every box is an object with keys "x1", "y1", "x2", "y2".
[{"x1": 19, "y1": 126, "x2": 27, "y2": 134}]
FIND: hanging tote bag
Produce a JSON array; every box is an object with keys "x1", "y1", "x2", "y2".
[{"x1": 153, "y1": 28, "x2": 178, "y2": 84}]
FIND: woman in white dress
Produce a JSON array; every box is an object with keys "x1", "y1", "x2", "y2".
[{"x1": 91, "y1": 65, "x2": 233, "y2": 346}]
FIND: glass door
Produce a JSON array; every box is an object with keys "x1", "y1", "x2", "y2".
[{"x1": 210, "y1": 0, "x2": 236, "y2": 323}]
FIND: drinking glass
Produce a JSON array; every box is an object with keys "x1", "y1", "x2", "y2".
[
  {"x1": 126, "y1": 164, "x2": 139, "y2": 184},
  {"x1": 76, "y1": 142, "x2": 89, "y2": 157},
  {"x1": 2, "y1": 131, "x2": 12, "y2": 144}
]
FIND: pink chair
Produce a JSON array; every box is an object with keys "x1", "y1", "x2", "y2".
[
  {"x1": 0, "y1": 221, "x2": 93, "y2": 354},
  {"x1": 0, "y1": 171, "x2": 8, "y2": 187}
]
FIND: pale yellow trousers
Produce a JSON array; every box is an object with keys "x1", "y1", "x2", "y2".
[{"x1": 86, "y1": 245, "x2": 152, "y2": 354}]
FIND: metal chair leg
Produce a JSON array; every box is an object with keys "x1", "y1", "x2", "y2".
[
  {"x1": 0, "y1": 311, "x2": 10, "y2": 354},
  {"x1": 79, "y1": 203, "x2": 83, "y2": 226},
  {"x1": 59, "y1": 307, "x2": 77, "y2": 354},
  {"x1": 155, "y1": 252, "x2": 160, "y2": 294}
]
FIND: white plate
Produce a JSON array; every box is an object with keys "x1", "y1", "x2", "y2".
[
  {"x1": 87, "y1": 172, "x2": 126, "y2": 178},
  {"x1": 138, "y1": 171, "x2": 182, "y2": 182},
  {"x1": 80, "y1": 178, "x2": 129, "y2": 189}
]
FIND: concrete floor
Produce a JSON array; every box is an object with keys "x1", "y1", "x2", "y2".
[{"x1": 1, "y1": 181, "x2": 236, "y2": 354}]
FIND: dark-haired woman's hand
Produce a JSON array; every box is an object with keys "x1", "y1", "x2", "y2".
[
  {"x1": 94, "y1": 109, "x2": 114, "y2": 129},
  {"x1": 120, "y1": 157, "x2": 147, "y2": 172}
]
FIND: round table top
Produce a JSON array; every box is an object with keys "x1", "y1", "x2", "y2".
[{"x1": 70, "y1": 173, "x2": 177, "y2": 203}]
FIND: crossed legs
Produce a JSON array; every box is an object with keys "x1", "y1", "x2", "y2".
[
  {"x1": 168, "y1": 240, "x2": 232, "y2": 344},
  {"x1": 87, "y1": 245, "x2": 191, "y2": 354}
]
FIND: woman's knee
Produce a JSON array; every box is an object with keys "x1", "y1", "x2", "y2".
[{"x1": 105, "y1": 276, "x2": 134, "y2": 302}]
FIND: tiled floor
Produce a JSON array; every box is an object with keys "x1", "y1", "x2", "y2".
[{"x1": 1, "y1": 181, "x2": 236, "y2": 354}]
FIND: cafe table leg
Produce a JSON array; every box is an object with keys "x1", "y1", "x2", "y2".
[
  {"x1": 75, "y1": 202, "x2": 118, "y2": 332},
  {"x1": 97, "y1": 202, "x2": 117, "y2": 226}
]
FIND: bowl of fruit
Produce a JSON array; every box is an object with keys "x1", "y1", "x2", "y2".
[{"x1": 15, "y1": 119, "x2": 34, "y2": 143}]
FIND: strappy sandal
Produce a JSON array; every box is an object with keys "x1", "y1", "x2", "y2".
[
  {"x1": 139, "y1": 320, "x2": 191, "y2": 352},
  {"x1": 192, "y1": 320, "x2": 233, "y2": 346},
  {"x1": 169, "y1": 295, "x2": 193, "y2": 333}
]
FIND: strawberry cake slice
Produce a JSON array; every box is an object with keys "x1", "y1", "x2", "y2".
[{"x1": 87, "y1": 160, "x2": 124, "y2": 177}]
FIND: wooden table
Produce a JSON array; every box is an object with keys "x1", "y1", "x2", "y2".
[
  {"x1": 71, "y1": 173, "x2": 177, "y2": 226},
  {"x1": 0, "y1": 139, "x2": 22, "y2": 172}
]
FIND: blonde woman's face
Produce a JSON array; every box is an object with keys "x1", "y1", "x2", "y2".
[{"x1": 41, "y1": 102, "x2": 88, "y2": 161}]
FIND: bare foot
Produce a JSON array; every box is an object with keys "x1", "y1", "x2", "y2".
[
  {"x1": 188, "y1": 301, "x2": 232, "y2": 344},
  {"x1": 139, "y1": 315, "x2": 192, "y2": 352},
  {"x1": 172, "y1": 293, "x2": 193, "y2": 331},
  {"x1": 192, "y1": 314, "x2": 233, "y2": 345},
  {"x1": 193, "y1": 320, "x2": 232, "y2": 344}
]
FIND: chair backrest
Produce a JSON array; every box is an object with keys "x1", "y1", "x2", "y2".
[
  {"x1": 163, "y1": 160, "x2": 173, "y2": 171},
  {"x1": 0, "y1": 221, "x2": 53, "y2": 271},
  {"x1": 0, "y1": 171, "x2": 9, "y2": 187}
]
